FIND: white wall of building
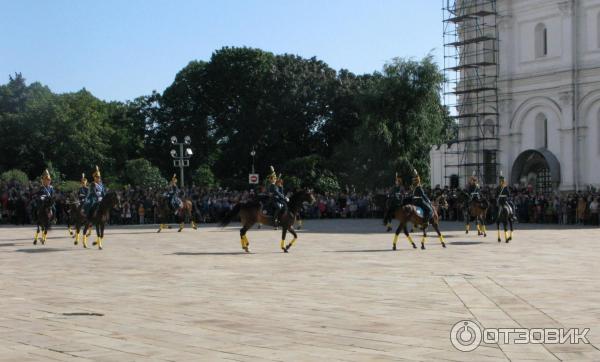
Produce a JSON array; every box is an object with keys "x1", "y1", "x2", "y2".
[{"x1": 433, "y1": 0, "x2": 600, "y2": 190}]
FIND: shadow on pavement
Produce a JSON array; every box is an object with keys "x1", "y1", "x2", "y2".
[{"x1": 16, "y1": 248, "x2": 72, "y2": 253}]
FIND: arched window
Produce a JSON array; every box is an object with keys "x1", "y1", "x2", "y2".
[
  {"x1": 483, "y1": 119, "x2": 496, "y2": 137},
  {"x1": 535, "y1": 23, "x2": 548, "y2": 58},
  {"x1": 535, "y1": 113, "x2": 548, "y2": 149},
  {"x1": 597, "y1": 12, "x2": 600, "y2": 49}
]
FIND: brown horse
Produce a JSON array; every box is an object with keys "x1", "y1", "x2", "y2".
[
  {"x1": 156, "y1": 196, "x2": 197, "y2": 232},
  {"x1": 432, "y1": 194, "x2": 449, "y2": 220},
  {"x1": 82, "y1": 191, "x2": 121, "y2": 250},
  {"x1": 459, "y1": 191, "x2": 489, "y2": 237},
  {"x1": 386, "y1": 197, "x2": 446, "y2": 250},
  {"x1": 219, "y1": 190, "x2": 315, "y2": 253}
]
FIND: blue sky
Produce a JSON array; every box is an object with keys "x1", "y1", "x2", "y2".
[{"x1": 1, "y1": 0, "x2": 444, "y2": 102}]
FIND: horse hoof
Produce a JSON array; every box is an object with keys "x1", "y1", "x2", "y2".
[
  {"x1": 411, "y1": 243, "x2": 417, "y2": 249},
  {"x1": 392, "y1": 245, "x2": 397, "y2": 251},
  {"x1": 386, "y1": 227, "x2": 392, "y2": 232},
  {"x1": 421, "y1": 245, "x2": 425, "y2": 250},
  {"x1": 93, "y1": 242, "x2": 97, "y2": 246},
  {"x1": 465, "y1": 230, "x2": 469, "y2": 234},
  {"x1": 74, "y1": 241, "x2": 78, "y2": 245},
  {"x1": 505, "y1": 240, "x2": 509, "y2": 244},
  {"x1": 156, "y1": 229, "x2": 161, "y2": 233},
  {"x1": 484, "y1": 233, "x2": 487, "y2": 237},
  {"x1": 177, "y1": 229, "x2": 183, "y2": 233},
  {"x1": 99, "y1": 245, "x2": 103, "y2": 250},
  {"x1": 282, "y1": 248, "x2": 288, "y2": 253},
  {"x1": 243, "y1": 248, "x2": 249, "y2": 253},
  {"x1": 167, "y1": 226, "x2": 172, "y2": 229},
  {"x1": 442, "y1": 243, "x2": 446, "y2": 248},
  {"x1": 33, "y1": 239, "x2": 37, "y2": 245},
  {"x1": 498, "y1": 238, "x2": 501, "y2": 243}
]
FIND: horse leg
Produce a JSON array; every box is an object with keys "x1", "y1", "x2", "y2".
[
  {"x1": 41, "y1": 224, "x2": 47, "y2": 245},
  {"x1": 93, "y1": 224, "x2": 100, "y2": 246},
  {"x1": 240, "y1": 226, "x2": 250, "y2": 252},
  {"x1": 285, "y1": 226, "x2": 298, "y2": 251},
  {"x1": 504, "y1": 221, "x2": 509, "y2": 243},
  {"x1": 280, "y1": 227, "x2": 288, "y2": 252},
  {"x1": 74, "y1": 225, "x2": 80, "y2": 245},
  {"x1": 420, "y1": 228, "x2": 427, "y2": 250},
  {"x1": 404, "y1": 224, "x2": 417, "y2": 249},
  {"x1": 393, "y1": 224, "x2": 401, "y2": 250},
  {"x1": 481, "y1": 217, "x2": 487, "y2": 237},
  {"x1": 178, "y1": 212, "x2": 184, "y2": 232},
  {"x1": 98, "y1": 223, "x2": 104, "y2": 250},
  {"x1": 34, "y1": 224, "x2": 39, "y2": 245},
  {"x1": 82, "y1": 225, "x2": 89, "y2": 248},
  {"x1": 497, "y1": 218, "x2": 501, "y2": 242},
  {"x1": 433, "y1": 222, "x2": 446, "y2": 248},
  {"x1": 509, "y1": 219, "x2": 514, "y2": 242}
]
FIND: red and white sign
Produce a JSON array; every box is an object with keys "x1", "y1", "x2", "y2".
[{"x1": 249, "y1": 173, "x2": 259, "y2": 184}]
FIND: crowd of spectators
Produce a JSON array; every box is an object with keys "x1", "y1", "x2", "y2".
[{"x1": 1, "y1": 180, "x2": 599, "y2": 226}]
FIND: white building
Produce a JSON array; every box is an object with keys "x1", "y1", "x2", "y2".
[{"x1": 432, "y1": 0, "x2": 600, "y2": 193}]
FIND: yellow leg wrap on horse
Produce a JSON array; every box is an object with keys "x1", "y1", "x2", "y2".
[
  {"x1": 439, "y1": 235, "x2": 446, "y2": 244},
  {"x1": 421, "y1": 236, "x2": 426, "y2": 245},
  {"x1": 466, "y1": 224, "x2": 470, "y2": 231},
  {"x1": 98, "y1": 237, "x2": 103, "y2": 249},
  {"x1": 393, "y1": 234, "x2": 399, "y2": 246},
  {"x1": 43, "y1": 232, "x2": 47, "y2": 242},
  {"x1": 68, "y1": 226, "x2": 73, "y2": 235},
  {"x1": 482, "y1": 225, "x2": 487, "y2": 233},
  {"x1": 476, "y1": 224, "x2": 481, "y2": 233},
  {"x1": 510, "y1": 230, "x2": 513, "y2": 238},
  {"x1": 504, "y1": 231, "x2": 508, "y2": 241},
  {"x1": 299, "y1": 220, "x2": 303, "y2": 227},
  {"x1": 407, "y1": 235, "x2": 415, "y2": 245},
  {"x1": 34, "y1": 231, "x2": 39, "y2": 240},
  {"x1": 83, "y1": 235, "x2": 88, "y2": 247},
  {"x1": 289, "y1": 238, "x2": 297, "y2": 247},
  {"x1": 240, "y1": 237, "x2": 246, "y2": 248},
  {"x1": 280, "y1": 240, "x2": 285, "y2": 250}
]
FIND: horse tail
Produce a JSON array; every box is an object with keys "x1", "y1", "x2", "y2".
[{"x1": 219, "y1": 203, "x2": 241, "y2": 227}]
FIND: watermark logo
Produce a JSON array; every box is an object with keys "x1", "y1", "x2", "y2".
[
  {"x1": 450, "y1": 320, "x2": 482, "y2": 352},
  {"x1": 450, "y1": 320, "x2": 590, "y2": 352}
]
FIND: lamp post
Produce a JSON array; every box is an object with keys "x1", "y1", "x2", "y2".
[
  {"x1": 250, "y1": 148, "x2": 256, "y2": 174},
  {"x1": 170, "y1": 135, "x2": 193, "y2": 189}
]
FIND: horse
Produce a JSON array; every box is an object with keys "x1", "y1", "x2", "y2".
[
  {"x1": 32, "y1": 196, "x2": 55, "y2": 245},
  {"x1": 82, "y1": 191, "x2": 121, "y2": 250},
  {"x1": 219, "y1": 189, "x2": 315, "y2": 253},
  {"x1": 432, "y1": 194, "x2": 449, "y2": 221},
  {"x1": 384, "y1": 196, "x2": 446, "y2": 250},
  {"x1": 66, "y1": 198, "x2": 92, "y2": 247},
  {"x1": 156, "y1": 195, "x2": 198, "y2": 233},
  {"x1": 496, "y1": 199, "x2": 514, "y2": 243},
  {"x1": 459, "y1": 191, "x2": 489, "y2": 237}
]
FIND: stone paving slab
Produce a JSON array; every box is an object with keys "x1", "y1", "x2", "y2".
[{"x1": 0, "y1": 220, "x2": 599, "y2": 361}]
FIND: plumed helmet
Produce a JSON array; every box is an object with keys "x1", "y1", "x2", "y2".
[
  {"x1": 80, "y1": 173, "x2": 88, "y2": 185},
  {"x1": 41, "y1": 169, "x2": 51, "y2": 182},
  {"x1": 412, "y1": 169, "x2": 421, "y2": 186},
  {"x1": 267, "y1": 166, "x2": 277, "y2": 181},
  {"x1": 92, "y1": 165, "x2": 101, "y2": 178}
]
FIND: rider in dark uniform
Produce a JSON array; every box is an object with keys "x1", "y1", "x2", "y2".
[
  {"x1": 34, "y1": 169, "x2": 55, "y2": 217},
  {"x1": 496, "y1": 172, "x2": 516, "y2": 221},
  {"x1": 166, "y1": 174, "x2": 183, "y2": 214},
  {"x1": 267, "y1": 166, "x2": 287, "y2": 226},
  {"x1": 85, "y1": 166, "x2": 106, "y2": 219},
  {"x1": 467, "y1": 173, "x2": 481, "y2": 203},
  {"x1": 78, "y1": 173, "x2": 89, "y2": 205},
  {"x1": 411, "y1": 169, "x2": 434, "y2": 224}
]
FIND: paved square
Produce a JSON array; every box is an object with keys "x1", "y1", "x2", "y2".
[{"x1": 0, "y1": 220, "x2": 599, "y2": 361}]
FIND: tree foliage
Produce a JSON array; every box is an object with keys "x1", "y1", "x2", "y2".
[{"x1": 0, "y1": 49, "x2": 449, "y2": 190}]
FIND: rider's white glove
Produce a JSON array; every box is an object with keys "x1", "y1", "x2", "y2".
[{"x1": 285, "y1": 197, "x2": 289, "y2": 202}]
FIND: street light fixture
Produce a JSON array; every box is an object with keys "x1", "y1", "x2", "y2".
[
  {"x1": 170, "y1": 135, "x2": 192, "y2": 189},
  {"x1": 250, "y1": 148, "x2": 256, "y2": 174}
]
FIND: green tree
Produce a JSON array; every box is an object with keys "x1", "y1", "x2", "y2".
[
  {"x1": 0, "y1": 169, "x2": 29, "y2": 184},
  {"x1": 124, "y1": 159, "x2": 166, "y2": 188},
  {"x1": 192, "y1": 164, "x2": 218, "y2": 188}
]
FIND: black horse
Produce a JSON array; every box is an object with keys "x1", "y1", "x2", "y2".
[
  {"x1": 219, "y1": 189, "x2": 315, "y2": 253},
  {"x1": 32, "y1": 196, "x2": 55, "y2": 245},
  {"x1": 66, "y1": 198, "x2": 91, "y2": 247},
  {"x1": 82, "y1": 191, "x2": 121, "y2": 250},
  {"x1": 496, "y1": 199, "x2": 514, "y2": 243}
]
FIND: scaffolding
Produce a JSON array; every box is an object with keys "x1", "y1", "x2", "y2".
[{"x1": 443, "y1": 0, "x2": 499, "y2": 186}]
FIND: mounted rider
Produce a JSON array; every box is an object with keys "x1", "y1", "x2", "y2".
[
  {"x1": 411, "y1": 169, "x2": 434, "y2": 224},
  {"x1": 267, "y1": 166, "x2": 288, "y2": 226},
  {"x1": 78, "y1": 173, "x2": 89, "y2": 205},
  {"x1": 166, "y1": 174, "x2": 183, "y2": 214},
  {"x1": 467, "y1": 172, "x2": 481, "y2": 203},
  {"x1": 34, "y1": 169, "x2": 56, "y2": 217},
  {"x1": 496, "y1": 172, "x2": 516, "y2": 221},
  {"x1": 85, "y1": 165, "x2": 106, "y2": 219}
]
